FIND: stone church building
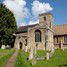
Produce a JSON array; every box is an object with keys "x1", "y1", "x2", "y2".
[{"x1": 14, "y1": 13, "x2": 54, "y2": 52}]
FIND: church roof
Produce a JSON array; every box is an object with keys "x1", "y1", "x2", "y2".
[
  {"x1": 16, "y1": 24, "x2": 38, "y2": 33},
  {"x1": 16, "y1": 24, "x2": 67, "y2": 36},
  {"x1": 53, "y1": 24, "x2": 67, "y2": 36}
]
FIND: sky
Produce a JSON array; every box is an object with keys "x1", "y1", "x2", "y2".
[{"x1": 0, "y1": 0, "x2": 67, "y2": 27}]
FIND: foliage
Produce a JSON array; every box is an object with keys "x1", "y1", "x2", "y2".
[
  {"x1": 0, "y1": 4, "x2": 17, "y2": 46},
  {"x1": 0, "y1": 49, "x2": 14, "y2": 67}
]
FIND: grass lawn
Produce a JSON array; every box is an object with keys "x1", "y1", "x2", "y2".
[
  {"x1": 15, "y1": 50, "x2": 30, "y2": 67},
  {"x1": 0, "y1": 49, "x2": 13, "y2": 57},
  {"x1": 0, "y1": 49, "x2": 15, "y2": 67},
  {"x1": 15, "y1": 49, "x2": 67, "y2": 67}
]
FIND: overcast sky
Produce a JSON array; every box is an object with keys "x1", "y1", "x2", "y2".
[{"x1": 0, "y1": 0, "x2": 67, "y2": 27}]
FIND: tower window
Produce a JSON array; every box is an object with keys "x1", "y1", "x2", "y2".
[{"x1": 44, "y1": 17, "x2": 46, "y2": 21}]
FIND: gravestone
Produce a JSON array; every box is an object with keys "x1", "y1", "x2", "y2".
[
  {"x1": 6, "y1": 45, "x2": 10, "y2": 49},
  {"x1": 59, "y1": 40, "x2": 64, "y2": 51},
  {"x1": 61, "y1": 40, "x2": 64, "y2": 51},
  {"x1": 46, "y1": 52, "x2": 50, "y2": 60},
  {"x1": 1, "y1": 45, "x2": 6, "y2": 49}
]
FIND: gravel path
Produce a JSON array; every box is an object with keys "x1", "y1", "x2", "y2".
[{"x1": 5, "y1": 50, "x2": 18, "y2": 67}]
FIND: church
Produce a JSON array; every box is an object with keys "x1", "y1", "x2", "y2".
[
  {"x1": 14, "y1": 13, "x2": 67, "y2": 51},
  {"x1": 14, "y1": 13, "x2": 54, "y2": 51}
]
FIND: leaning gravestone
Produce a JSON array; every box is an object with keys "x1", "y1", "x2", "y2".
[{"x1": 1, "y1": 45, "x2": 6, "y2": 49}]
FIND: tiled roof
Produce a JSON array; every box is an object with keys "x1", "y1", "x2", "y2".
[
  {"x1": 16, "y1": 24, "x2": 67, "y2": 36},
  {"x1": 53, "y1": 24, "x2": 67, "y2": 35},
  {"x1": 16, "y1": 24, "x2": 38, "y2": 33}
]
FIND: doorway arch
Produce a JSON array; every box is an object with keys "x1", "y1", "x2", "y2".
[{"x1": 19, "y1": 42, "x2": 23, "y2": 49}]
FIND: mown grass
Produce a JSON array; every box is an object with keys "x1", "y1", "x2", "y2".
[
  {"x1": 36, "y1": 50, "x2": 46, "y2": 57},
  {"x1": 0, "y1": 49, "x2": 15, "y2": 67},
  {"x1": 0, "y1": 49, "x2": 12, "y2": 57},
  {"x1": 15, "y1": 49, "x2": 67, "y2": 67},
  {"x1": 15, "y1": 50, "x2": 30, "y2": 67},
  {"x1": 32, "y1": 49, "x2": 67, "y2": 67}
]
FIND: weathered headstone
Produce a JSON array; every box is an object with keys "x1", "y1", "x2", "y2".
[
  {"x1": 46, "y1": 52, "x2": 50, "y2": 60},
  {"x1": 60, "y1": 40, "x2": 64, "y2": 51},
  {"x1": 1, "y1": 45, "x2": 6, "y2": 49},
  {"x1": 6, "y1": 45, "x2": 10, "y2": 49}
]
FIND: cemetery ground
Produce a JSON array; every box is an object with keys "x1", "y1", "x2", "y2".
[{"x1": 0, "y1": 49, "x2": 67, "y2": 67}]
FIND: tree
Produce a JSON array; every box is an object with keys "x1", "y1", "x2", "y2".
[{"x1": 0, "y1": 4, "x2": 17, "y2": 47}]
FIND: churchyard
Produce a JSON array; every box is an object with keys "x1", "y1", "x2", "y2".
[{"x1": 0, "y1": 48, "x2": 67, "y2": 67}]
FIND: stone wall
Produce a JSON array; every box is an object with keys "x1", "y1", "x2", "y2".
[
  {"x1": 45, "y1": 29, "x2": 54, "y2": 51},
  {"x1": 28, "y1": 27, "x2": 46, "y2": 50}
]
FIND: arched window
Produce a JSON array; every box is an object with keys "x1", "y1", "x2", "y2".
[{"x1": 35, "y1": 29, "x2": 41, "y2": 42}]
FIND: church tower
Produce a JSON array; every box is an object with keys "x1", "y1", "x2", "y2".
[{"x1": 39, "y1": 13, "x2": 53, "y2": 29}]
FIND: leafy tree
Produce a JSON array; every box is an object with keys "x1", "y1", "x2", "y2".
[{"x1": 0, "y1": 4, "x2": 17, "y2": 47}]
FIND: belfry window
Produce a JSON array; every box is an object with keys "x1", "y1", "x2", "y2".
[
  {"x1": 35, "y1": 29, "x2": 41, "y2": 42},
  {"x1": 44, "y1": 16, "x2": 46, "y2": 21}
]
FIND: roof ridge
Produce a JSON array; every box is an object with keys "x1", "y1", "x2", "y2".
[
  {"x1": 19, "y1": 24, "x2": 38, "y2": 28},
  {"x1": 54, "y1": 24, "x2": 67, "y2": 26}
]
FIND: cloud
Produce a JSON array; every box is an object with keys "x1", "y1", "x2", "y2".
[
  {"x1": 3, "y1": 0, "x2": 53, "y2": 26},
  {"x1": 15, "y1": 0, "x2": 26, "y2": 6},
  {"x1": 28, "y1": 0, "x2": 53, "y2": 25},
  {"x1": 3, "y1": 0, "x2": 30, "y2": 27},
  {"x1": 29, "y1": 20, "x2": 39, "y2": 25},
  {"x1": 32, "y1": 0, "x2": 53, "y2": 16}
]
